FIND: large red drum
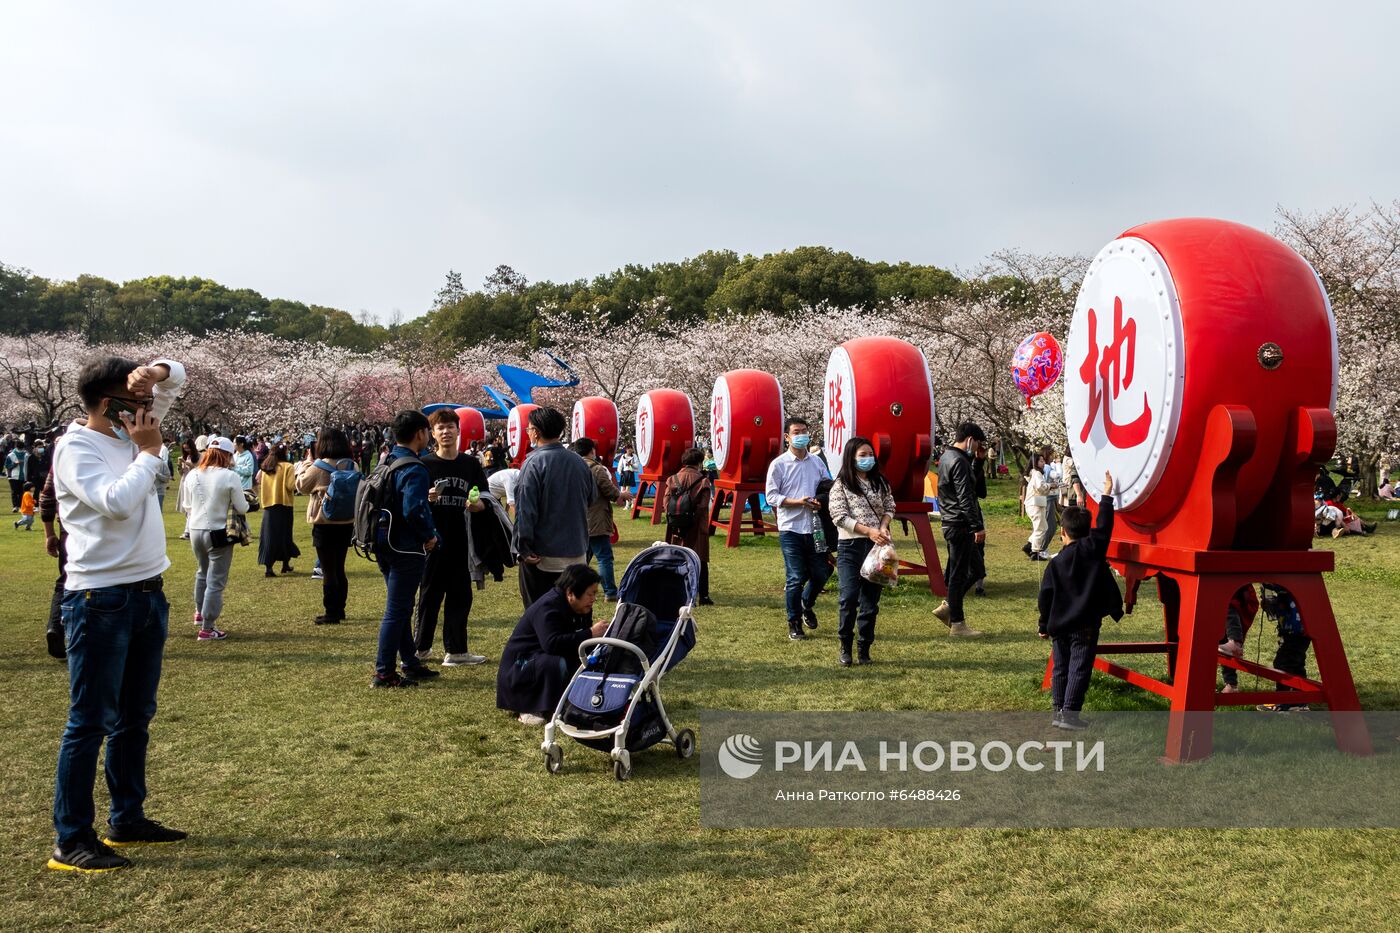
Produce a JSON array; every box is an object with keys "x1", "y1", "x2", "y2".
[
  {"x1": 455, "y1": 407, "x2": 486, "y2": 446},
  {"x1": 634, "y1": 389, "x2": 694, "y2": 477},
  {"x1": 824, "y1": 337, "x2": 935, "y2": 504},
  {"x1": 506, "y1": 404, "x2": 539, "y2": 468},
  {"x1": 1064, "y1": 218, "x2": 1337, "y2": 530},
  {"x1": 571, "y1": 396, "x2": 620, "y2": 466},
  {"x1": 710, "y1": 370, "x2": 784, "y2": 484}
]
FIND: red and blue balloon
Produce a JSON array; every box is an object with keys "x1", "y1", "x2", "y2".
[{"x1": 1010, "y1": 332, "x2": 1064, "y2": 406}]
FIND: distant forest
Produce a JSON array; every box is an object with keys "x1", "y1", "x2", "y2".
[{"x1": 0, "y1": 246, "x2": 1003, "y2": 350}]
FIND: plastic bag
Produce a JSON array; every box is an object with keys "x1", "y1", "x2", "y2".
[{"x1": 860, "y1": 543, "x2": 900, "y2": 587}]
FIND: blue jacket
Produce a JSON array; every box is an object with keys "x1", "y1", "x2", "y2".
[{"x1": 380, "y1": 445, "x2": 440, "y2": 553}]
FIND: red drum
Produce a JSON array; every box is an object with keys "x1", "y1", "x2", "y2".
[
  {"x1": 710, "y1": 370, "x2": 784, "y2": 484},
  {"x1": 634, "y1": 389, "x2": 695, "y2": 478},
  {"x1": 506, "y1": 404, "x2": 539, "y2": 467},
  {"x1": 1064, "y1": 218, "x2": 1337, "y2": 530},
  {"x1": 571, "y1": 396, "x2": 620, "y2": 466},
  {"x1": 824, "y1": 337, "x2": 935, "y2": 504},
  {"x1": 455, "y1": 407, "x2": 486, "y2": 446}
]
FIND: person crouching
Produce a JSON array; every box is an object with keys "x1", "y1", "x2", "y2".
[
  {"x1": 1036, "y1": 471, "x2": 1123, "y2": 731},
  {"x1": 496, "y1": 564, "x2": 609, "y2": 727}
]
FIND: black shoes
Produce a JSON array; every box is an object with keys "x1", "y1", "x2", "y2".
[
  {"x1": 839, "y1": 645, "x2": 853, "y2": 667},
  {"x1": 802, "y1": 608, "x2": 819, "y2": 630},
  {"x1": 371, "y1": 673, "x2": 418, "y2": 688},
  {"x1": 401, "y1": 665, "x2": 439, "y2": 681},
  {"x1": 264, "y1": 569, "x2": 276, "y2": 578},
  {"x1": 104, "y1": 817, "x2": 188, "y2": 847},
  {"x1": 1055, "y1": 711, "x2": 1089, "y2": 731},
  {"x1": 788, "y1": 626, "x2": 806, "y2": 641},
  {"x1": 856, "y1": 645, "x2": 871, "y2": 665},
  {"x1": 1022, "y1": 542, "x2": 1033, "y2": 557},
  {"x1": 48, "y1": 834, "x2": 131, "y2": 873},
  {"x1": 313, "y1": 615, "x2": 341, "y2": 625},
  {"x1": 698, "y1": 596, "x2": 715, "y2": 606}
]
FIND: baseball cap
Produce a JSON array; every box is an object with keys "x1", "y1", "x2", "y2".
[{"x1": 209, "y1": 436, "x2": 236, "y2": 454}]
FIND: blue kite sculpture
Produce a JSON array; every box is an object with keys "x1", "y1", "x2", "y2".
[{"x1": 424, "y1": 353, "x2": 579, "y2": 420}]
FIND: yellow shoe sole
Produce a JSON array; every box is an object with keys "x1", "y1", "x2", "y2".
[{"x1": 46, "y1": 857, "x2": 127, "y2": 872}]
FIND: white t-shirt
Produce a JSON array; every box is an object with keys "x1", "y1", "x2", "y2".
[
  {"x1": 488, "y1": 467, "x2": 521, "y2": 507},
  {"x1": 54, "y1": 359, "x2": 185, "y2": 590},
  {"x1": 184, "y1": 466, "x2": 249, "y2": 531}
]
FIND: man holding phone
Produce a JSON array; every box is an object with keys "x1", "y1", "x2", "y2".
[
  {"x1": 49, "y1": 356, "x2": 186, "y2": 872},
  {"x1": 765, "y1": 416, "x2": 833, "y2": 641}
]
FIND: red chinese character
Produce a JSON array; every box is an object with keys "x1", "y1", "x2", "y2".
[
  {"x1": 711, "y1": 396, "x2": 726, "y2": 444},
  {"x1": 638, "y1": 409, "x2": 650, "y2": 450},
  {"x1": 1078, "y1": 296, "x2": 1152, "y2": 448},
  {"x1": 827, "y1": 374, "x2": 846, "y2": 446}
]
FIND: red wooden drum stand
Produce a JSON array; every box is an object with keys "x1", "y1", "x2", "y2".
[
  {"x1": 892, "y1": 501, "x2": 947, "y2": 597},
  {"x1": 1041, "y1": 405, "x2": 1371, "y2": 762}
]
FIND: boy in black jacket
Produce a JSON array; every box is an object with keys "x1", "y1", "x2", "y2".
[{"x1": 1037, "y1": 471, "x2": 1123, "y2": 730}]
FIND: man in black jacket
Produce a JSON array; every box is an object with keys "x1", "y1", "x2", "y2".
[
  {"x1": 1037, "y1": 471, "x2": 1123, "y2": 730},
  {"x1": 933, "y1": 423, "x2": 987, "y2": 636}
]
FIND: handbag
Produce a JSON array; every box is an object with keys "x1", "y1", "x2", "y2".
[{"x1": 609, "y1": 519, "x2": 620, "y2": 545}]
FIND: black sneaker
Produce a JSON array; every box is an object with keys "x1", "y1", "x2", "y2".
[
  {"x1": 48, "y1": 834, "x2": 131, "y2": 872},
  {"x1": 698, "y1": 596, "x2": 715, "y2": 606},
  {"x1": 313, "y1": 615, "x2": 341, "y2": 625},
  {"x1": 802, "y1": 608, "x2": 819, "y2": 630},
  {"x1": 104, "y1": 817, "x2": 187, "y2": 847},
  {"x1": 401, "y1": 665, "x2": 439, "y2": 681},
  {"x1": 788, "y1": 626, "x2": 806, "y2": 641},
  {"x1": 1051, "y1": 709, "x2": 1064, "y2": 728},
  {"x1": 1055, "y1": 712, "x2": 1089, "y2": 731},
  {"x1": 1022, "y1": 542, "x2": 1033, "y2": 556},
  {"x1": 371, "y1": 673, "x2": 417, "y2": 688}
]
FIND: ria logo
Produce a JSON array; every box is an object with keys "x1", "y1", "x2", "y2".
[{"x1": 717, "y1": 734, "x2": 763, "y2": 779}]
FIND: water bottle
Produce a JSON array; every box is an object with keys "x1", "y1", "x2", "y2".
[{"x1": 812, "y1": 513, "x2": 827, "y2": 552}]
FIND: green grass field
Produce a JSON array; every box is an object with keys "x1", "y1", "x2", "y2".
[{"x1": 2, "y1": 480, "x2": 1397, "y2": 931}]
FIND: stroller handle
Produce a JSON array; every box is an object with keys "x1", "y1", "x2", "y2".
[{"x1": 577, "y1": 637, "x2": 653, "y2": 673}]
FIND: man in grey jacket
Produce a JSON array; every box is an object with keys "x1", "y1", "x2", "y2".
[{"x1": 513, "y1": 407, "x2": 597, "y2": 608}]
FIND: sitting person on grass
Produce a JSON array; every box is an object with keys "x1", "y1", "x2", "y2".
[
  {"x1": 1036, "y1": 471, "x2": 1123, "y2": 731},
  {"x1": 496, "y1": 564, "x2": 609, "y2": 727}
]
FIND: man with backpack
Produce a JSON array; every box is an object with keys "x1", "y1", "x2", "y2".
[
  {"x1": 414, "y1": 409, "x2": 490, "y2": 666},
  {"x1": 661, "y1": 447, "x2": 714, "y2": 605},
  {"x1": 512, "y1": 407, "x2": 596, "y2": 609},
  {"x1": 355, "y1": 410, "x2": 442, "y2": 688},
  {"x1": 295, "y1": 428, "x2": 359, "y2": 626}
]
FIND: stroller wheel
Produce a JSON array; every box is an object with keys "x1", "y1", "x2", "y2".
[
  {"x1": 675, "y1": 728, "x2": 696, "y2": 760},
  {"x1": 545, "y1": 745, "x2": 563, "y2": 775},
  {"x1": 613, "y1": 760, "x2": 632, "y2": 782}
]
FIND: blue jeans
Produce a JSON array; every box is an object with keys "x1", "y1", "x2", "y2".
[
  {"x1": 588, "y1": 535, "x2": 616, "y2": 597},
  {"x1": 778, "y1": 531, "x2": 832, "y2": 627},
  {"x1": 836, "y1": 538, "x2": 882, "y2": 647},
  {"x1": 376, "y1": 549, "x2": 427, "y2": 677},
  {"x1": 54, "y1": 585, "x2": 169, "y2": 846}
]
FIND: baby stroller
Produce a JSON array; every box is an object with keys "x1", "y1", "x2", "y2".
[{"x1": 542, "y1": 543, "x2": 699, "y2": 781}]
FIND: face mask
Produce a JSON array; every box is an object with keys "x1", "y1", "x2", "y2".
[
  {"x1": 856, "y1": 456, "x2": 876, "y2": 472},
  {"x1": 791, "y1": 434, "x2": 811, "y2": 450},
  {"x1": 112, "y1": 426, "x2": 130, "y2": 443}
]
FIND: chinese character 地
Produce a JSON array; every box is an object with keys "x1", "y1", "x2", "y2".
[{"x1": 1078, "y1": 296, "x2": 1152, "y2": 448}]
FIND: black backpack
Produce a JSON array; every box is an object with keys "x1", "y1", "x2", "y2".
[
  {"x1": 665, "y1": 474, "x2": 704, "y2": 534},
  {"x1": 352, "y1": 456, "x2": 419, "y2": 560}
]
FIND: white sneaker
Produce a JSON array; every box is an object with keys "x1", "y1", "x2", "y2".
[
  {"x1": 518, "y1": 713, "x2": 547, "y2": 726},
  {"x1": 1219, "y1": 639, "x2": 1245, "y2": 659},
  {"x1": 414, "y1": 649, "x2": 433, "y2": 662},
  {"x1": 441, "y1": 652, "x2": 487, "y2": 666}
]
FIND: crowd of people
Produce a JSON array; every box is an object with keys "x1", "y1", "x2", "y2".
[{"x1": 13, "y1": 351, "x2": 1380, "y2": 872}]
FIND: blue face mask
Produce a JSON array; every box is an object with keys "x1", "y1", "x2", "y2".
[
  {"x1": 856, "y1": 456, "x2": 877, "y2": 472},
  {"x1": 791, "y1": 434, "x2": 811, "y2": 450},
  {"x1": 112, "y1": 425, "x2": 130, "y2": 443}
]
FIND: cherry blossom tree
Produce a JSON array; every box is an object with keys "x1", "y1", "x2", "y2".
[{"x1": 0, "y1": 332, "x2": 89, "y2": 425}]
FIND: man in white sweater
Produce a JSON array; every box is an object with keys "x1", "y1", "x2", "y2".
[{"x1": 48, "y1": 356, "x2": 188, "y2": 873}]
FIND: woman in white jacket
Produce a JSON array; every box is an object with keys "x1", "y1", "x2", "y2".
[
  {"x1": 184, "y1": 436, "x2": 249, "y2": 640},
  {"x1": 1023, "y1": 454, "x2": 1054, "y2": 561}
]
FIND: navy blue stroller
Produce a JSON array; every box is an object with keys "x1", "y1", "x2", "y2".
[{"x1": 542, "y1": 543, "x2": 699, "y2": 780}]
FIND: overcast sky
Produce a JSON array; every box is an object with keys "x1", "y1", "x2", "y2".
[{"x1": 2, "y1": 2, "x2": 1396, "y2": 322}]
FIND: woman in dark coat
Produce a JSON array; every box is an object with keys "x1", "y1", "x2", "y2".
[
  {"x1": 660, "y1": 447, "x2": 713, "y2": 604},
  {"x1": 497, "y1": 564, "x2": 609, "y2": 725}
]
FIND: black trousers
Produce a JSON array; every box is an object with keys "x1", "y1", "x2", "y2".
[
  {"x1": 836, "y1": 538, "x2": 882, "y2": 648},
  {"x1": 942, "y1": 525, "x2": 984, "y2": 624},
  {"x1": 312, "y1": 524, "x2": 353, "y2": 620},
  {"x1": 414, "y1": 544, "x2": 473, "y2": 654},
  {"x1": 9, "y1": 479, "x2": 22, "y2": 509},
  {"x1": 1050, "y1": 625, "x2": 1100, "y2": 712},
  {"x1": 698, "y1": 562, "x2": 709, "y2": 600},
  {"x1": 47, "y1": 532, "x2": 68, "y2": 658},
  {"x1": 519, "y1": 562, "x2": 563, "y2": 610}
]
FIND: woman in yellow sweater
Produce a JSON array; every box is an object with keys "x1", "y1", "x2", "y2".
[{"x1": 257, "y1": 441, "x2": 301, "y2": 577}]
